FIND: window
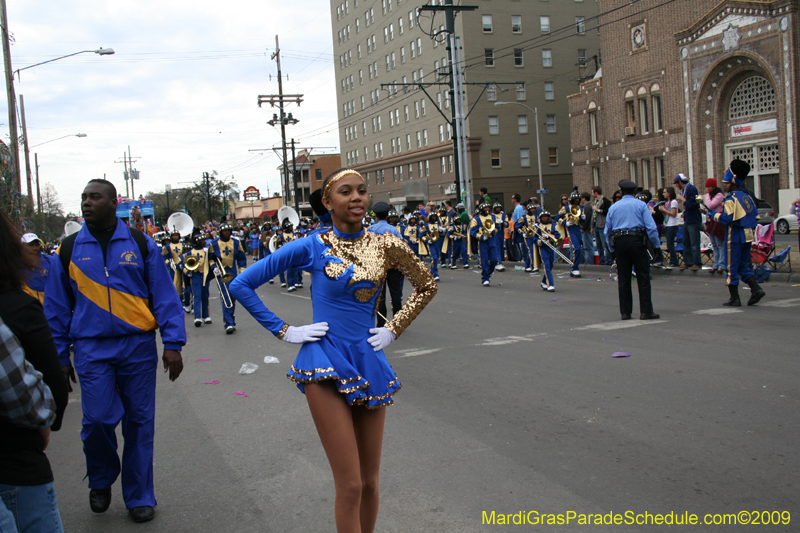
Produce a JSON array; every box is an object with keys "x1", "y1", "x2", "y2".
[
  {"x1": 626, "y1": 99, "x2": 636, "y2": 130},
  {"x1": 362, "y1": 121, "x2": 367, "y2": 135},
  {"x1": 400, "y1": 47, "x2": 406, "y2": 63},
  {"x1": 438, "y1": 124, "x2": 444, "y2": 142},
  {"x1": 382, "y1": 0, "x2": 386, "y2": 15},
  {"x1": 423, "y1": 129, "x2": 428, "y2": 146},
  {"x1": 488, "y1": 116, "x2": 499, "y2": 135},
  {"x1": 424, "y1": 160, "x2": 430, "y2": 176},
  {"x1": 482, "y1": 14, "x2": 493, "y2": 33},
  {"x1": 359, "y1": 70, "x2": 363, "y2": 84},
  {"x1": 578, "y1": 49, "x2": 587, "y2": 64},
  {"x1": 576, "y1": 16, "x2": 585, "y2": 34},
  {"x1": 394, "y1": 108, "x2": 399, "y2": 124},
  {"x1": 410, "y1": 40, "x2": 416, "y2": 58},
  {"x1": 409, "y1": 10, "x2": 414, "y2": 28},
  {"x1": 389, "y1": 23, "x2": 394, "y2": 40},
  {"x1": 518, "y1": 115, "x2": 528, "y2": 134},
  {"x1": 377, "y1": 115, "x2": 382, "y2": 131},
  {"x1": 421, "y1": 99, "x2": 426, "y2": 116},
  {"x1": 378, "y1": 142, "x2": 383, "y2": 157},
  {"x1": 487, "y1": 83, "x2": 497, "y2": 101},
  {"x1": 356, "y1": 18, "x2": 360, "y2": 33},
  {"x1": 516, "y1": 83, "x2": 526, "y2": 100},
  {"x1": 389, "y1": 111, "x2": 395, "y2": 127},
  {"x1": 511, "y1": 15, "x2": 522, "y2": 33},
  {"x1": 655, "y1": 157, "x2": 665, "y2": 188},
  {"x1": 448, "y1": 155, "x2": 453, "y2": 172},
  {"x1": 414, "y1": 101, "x2": 420, "y2": 118},
  {"x1": 404, "y1": 105, "x2": 409, "y2": 122},
  {"x1": 416, "y1": 131, "x2": 421, "y2": 148},
  {"x1": 589, "y1": 112, "x2": 598, "y2": 145},
  {"x1": 520, "y1": 148, "x2": 531, "y2": 168},
  {"x1": 399, "y1": 17, "x2": 404, "y2": 34},
  {"x1": 485, "y1": 49, "x2": 495, "y2": 67},
  {"x1": 399, "y1": 165, "x2": 404, "y2": 180},
  {"x1": 491, "y1": 150, "x2": 501, "y2": 168},
  {"x1": 372, "y1": 117, "x2": 377, "y2": 133},
  {"x1": 548, "y1": 148, "x2": 558, "y2": 166},
  {"x1": 638, "y1": 98, "x2": 649, "y2": 134},
  {"x1": 408, "y1": 163, "x2": 413, "y2": 179},
  {"x1": 542, "y1": 49, "x2": 551, "y2": 67},
  {"x1": 629, "y1": 160, "x2": 637, "y2": 180},
  {"x1": 392, "y1": 166, "x2": 397, "y2": 181},
  {"x1": 544, "y1": 81, "x2": 554, "y2": 100},
  {"x1": 391, "y1": 51, "x2": 396, "y2": 68},
  {"x1": 515, "y1": 49, "x2": 524, "y2": 67},
  {"x1": 652, "y1": 94, "x2": 662, "y2": 132},
  {"x1": 405, "y1": 134, "x2": 411, "y2": 150},
  {"x1": 540, "y1": 16, "x2": 550, "y2": 33},
  {"x1": 592, "y1": 166, "x2": 600, "y2": 187},
  {"x1": 416, "y1": 37, "x2": 422, "y2": 55},
  {"x1": 441, "y1": 157, "x2": 447, "y2": 174},
  {"x1": 641, "y1": 159, "x2": 651, "y2": 189},
  {"x1": 546, "y1": 114, "x2": 556, "y2": 133}
]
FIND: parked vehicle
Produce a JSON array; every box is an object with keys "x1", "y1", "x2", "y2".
[
  {"x1": 773, "y1": 214, "x2": 799, "y2": 235},
  {"x1": 755, "y1": 198, "x2": 775, "y2": 225}
]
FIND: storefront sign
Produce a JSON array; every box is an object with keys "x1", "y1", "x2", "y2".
[{"x1": 731, "y1": 118, "x2": 777, "y2": 138}]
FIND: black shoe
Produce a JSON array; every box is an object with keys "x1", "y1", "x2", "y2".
[
  {"x1": 640, "y1": 313, "x2": 661, "y2": 320},
  {"x1": 129, "y1": 506, "x2": 155, "y2": 523},
  {"x1": 745, "y1": 277, "x2": 765, "y2": 306},
  {"x1": 621, "y1": 314, "x2": 632, "y2": 320},
  {"x1": 90, "y1": 487, "x2": 112, "y2": 513},
  {"x1": 723, "y1": 285, "x2": 741, "y2": 307}
]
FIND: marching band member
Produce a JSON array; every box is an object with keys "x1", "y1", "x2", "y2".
[
  {"x1": 20, "y1": 233, "x2": 51, "y2": 304},
  {"x1": 165, "y1": 229, "x2": 192, "y2": 313},
  {"x1": 451, "y1": 203, "x2": 470, "y2": 269},
  {"x1": 534, "y1": 211, "x2": 559, "y2": 292},
  {"x1": 208, "y1": 223, "x2": 247, "y2": 334},
  {"x1": 276, "y1": 220, "x2": 302, "y2": 291},
  {"x1": 713, "y1": 161, "x2": 766, "y2": 306},
  {"x1": 491, "y1": 202, "x2": 508, "y2": 271},
  {"x1": 557, "y1": 189, "x2": 583, "y2": 277},
  {"x1": 229, "y1": 169, "x2": 435, "y2": 533},
  {"x1": 516, "y1": 204, "x2": 540, "y2": 273},
  {"x1": 423, "y1": 212, "x2": 443, "y2": 281},
  {"x1": 470, "y1": 202, "x2": 498, "y2": 286},
  {"x1": 183, "y1": 234, "x2": 212, "y2": 327},
  {"x1": 404, "y1": 213, "x2": 421, "y2": 257}
]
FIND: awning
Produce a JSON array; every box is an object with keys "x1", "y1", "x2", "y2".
[{"x1": 258, "y1": 209, "x2": 278, "y2": 218}]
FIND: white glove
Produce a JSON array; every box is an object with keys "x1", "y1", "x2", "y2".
[
  {"x1": 282, "y1": 322, "x2": 329, "y2": 344},
  {"x1": 481, "y1": 235, "x2": 488, "y2": 241},
  {"x1": 213, "y1": 267, "x2": 220, "y2": 276},
  {"x1": 367, "y1": 327, "x2": 396, "y2": 352}
]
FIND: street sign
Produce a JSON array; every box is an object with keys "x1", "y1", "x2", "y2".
[
  {"x1": 243, "y1": 186, "x2": 260, "y2": 201},
  {"x1": 536, "y1": 189, "x2": 549, "y2": 194}
]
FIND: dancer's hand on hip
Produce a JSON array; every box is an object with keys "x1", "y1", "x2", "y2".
[{"x1": 283, "y1": 323, "x2": 329, "y2": 344}]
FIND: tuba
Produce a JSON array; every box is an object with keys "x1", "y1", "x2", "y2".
[
  {"x1": 566, "y1": 205, "x2": 581, "y2": 225},
  {"x1": 429, "y1": 225, "x2": 440, "y2": 243}
]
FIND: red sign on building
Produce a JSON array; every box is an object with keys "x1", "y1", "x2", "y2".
[{"x1": 243, "y1": 186, "x2": 260, "y2": 201}]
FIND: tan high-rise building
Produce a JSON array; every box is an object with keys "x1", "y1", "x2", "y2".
[{"x1": 330, "y1": 0, "x2": 599, "y2": 213}]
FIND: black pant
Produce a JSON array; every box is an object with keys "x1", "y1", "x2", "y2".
[
  {"x1": 615, "y1": 235, "x2": 654, "y2": 315},
  {"x1": 377, "y1": 269, "x2": 404, "y2": 327}
]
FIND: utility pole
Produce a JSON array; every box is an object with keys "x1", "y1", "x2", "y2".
[
  {"x1": 115, "y1": 148, "x2": 140, "y2": 198},
  {"x1": 1, "y1": 0, "x2": 21, "y2": 193},
  {"x1": 19, "y1": 94, "x2": 33, "y2": 211},
  {"x1": 290, "y1": 139, "x2": 299, "y2": 212},
  {"x1": 258, "y1": 35, "x2": 302, "y2": 206},
  {"x1": 202, "y1": 172, "x2": 212, "y2": 222},
  {"x1": 34, "y1": 153, "x2": 40, "y2": 215}
]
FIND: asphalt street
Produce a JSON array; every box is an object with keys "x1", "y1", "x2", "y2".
[{"x1": 46, "y1": 261, "x2": 799, "y2": 532}]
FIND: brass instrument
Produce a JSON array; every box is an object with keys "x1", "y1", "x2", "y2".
[
  {"x1": 429, "y1": 225, "x2": 440, "y2": 243},
  {"x1": 564, "y1": 205, "x2": 581, "y2": 225},
  {"x1": 212, "y1": 258, "x2": 234, "y2": 308},
  {"x1": 477, "y1": 218, "x2": 495, "y2": 239},
  {"x1": 519, "y1": 224, "x2": 536, "y2": 238},
  {"x1": 531, "y1": 224, "x2": 573, "y2": 266},
  {"x1": 184, "y1": 255, "x2": 201, "y2": 271}
]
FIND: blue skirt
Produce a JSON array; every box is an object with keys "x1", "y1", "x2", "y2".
[{"x1": 287, "y1": 334, "x2": 401, "y2": 409}]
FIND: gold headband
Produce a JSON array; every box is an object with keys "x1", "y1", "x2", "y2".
[{"x1": 323, "y1": 169, "x2": 365, "y2": 199}]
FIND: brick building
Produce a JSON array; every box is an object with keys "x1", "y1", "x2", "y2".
[
  {"x1": 330, "y1": 0, "x2": 599, "y2": 213},
  {"x1": 278, "y1": 151, "x2": 342, "y2": 218},
  {"x1": 568, "y1": 0, "x2": 799, "y2": 214}
]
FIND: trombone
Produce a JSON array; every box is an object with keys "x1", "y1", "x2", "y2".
[
  {"x1": 213, "y1": 258, "x2": 234, "y2": 308},
  {"x1": 531, "y1": 224, "x2": 574, "y2": 266}
]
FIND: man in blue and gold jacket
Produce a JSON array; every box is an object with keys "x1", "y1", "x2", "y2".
[
  {"x1": 208, "y1": 223, "x2": 247, "y2": 333},
  {"x1": 713, "y1": 159, "x2": 766, "y2": 307},
  {"x1": 44, "y1": 179, "x2": 185, "y2": 524}
]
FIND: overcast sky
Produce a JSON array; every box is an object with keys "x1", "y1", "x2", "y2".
[{"x1": 2, "y1": 0, "x2": 339, "y2": 216}]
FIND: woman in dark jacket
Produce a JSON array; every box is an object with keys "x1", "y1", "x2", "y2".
[{"x1": 0, "y1": 208, "x2": 68, "y2": 533}]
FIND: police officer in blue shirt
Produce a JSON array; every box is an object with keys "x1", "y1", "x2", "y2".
[
  {"x1": 605, "y1": 179, "x2": 661, "y2": 320},
  {"x1": 368, "y1": 202, "x2": 404, "y2": 326}
]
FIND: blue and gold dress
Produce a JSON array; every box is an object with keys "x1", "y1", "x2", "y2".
[{"x1": 230, "y1": 226, "x2": 437, "y2": 408}]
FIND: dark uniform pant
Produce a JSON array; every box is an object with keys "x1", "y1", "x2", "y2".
[
  {"x1": 377, "y1": 269, "x2": 404, "y2": 327},
  {"x1": 726, "y1": 241, "x2": 754, "y2": 286},
  {"x1": 479, "y1": 238, "x2": 498, "y2": 282},
  {"x1": 74, "y1": 331, "x2": 159, "y2": 509},
  {"x1": 615, "y1": 235, "x2": 654, "y2": 315}
]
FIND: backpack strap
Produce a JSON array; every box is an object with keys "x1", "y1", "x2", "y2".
[
  {"x1": 58, "y1": 233, "x2": 78, "y2": 274},
  {"x1": 128, "y1": 227, "x2": 150, "y2": 262}
]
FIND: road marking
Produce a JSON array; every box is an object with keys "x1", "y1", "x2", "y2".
[
  {"x1": 479, "y1": 333, "x2": 545, "y2": 346},
  {"x1": 760, "y1": 298, "x2": 800, "y2": 308},
  {"x1": 692, "y1": 308, "x2": 743, "y2": 315},
  {"x1": 576, "y1": 320, "x2": 667, "y2": 331},
  {"x1": 279, "y1": 292, "x2": 312, "y2": 300},
  {"x1": 397, "y1": 348, "x2": 443, "y2": 358}
]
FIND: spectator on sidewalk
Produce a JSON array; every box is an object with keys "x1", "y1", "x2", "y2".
[
  {"x1": 658, "y1": 186, "x2": 680, "y2": 269},
  {"x1": 591, "y1": 186, "x2": 612, "y2": 265},
  {"x1": 579, "y1": 192, "x2": 596, "y2": 264},
  {"x1": 703, "y1": 179, "x2": 726, "y2": 274},
  {"x1": 674, "y1": 174, "x2": 702, "y2": 271}
]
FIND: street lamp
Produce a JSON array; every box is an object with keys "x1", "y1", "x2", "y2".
[
  {"x1": 14, "y1": 48, "x2": 115, "y2": 80},
  {"x1": 31, "y1": 133, "x2": 87, "y2": 149},
  {"x1": 31, "y1": 133, "x2": 87, "y2": 214},
  {"x1": 494, "y1": 101, "x2": 544, "y2": 207}
]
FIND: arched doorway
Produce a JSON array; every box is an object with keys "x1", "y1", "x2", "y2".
[{"x1": 723, "y1": 74, "x2": 780, "y2": 208}]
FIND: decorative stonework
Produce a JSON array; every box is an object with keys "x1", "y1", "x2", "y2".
[{"x1": 722, "y1": 24, "x2": 741, "y2": 51}]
